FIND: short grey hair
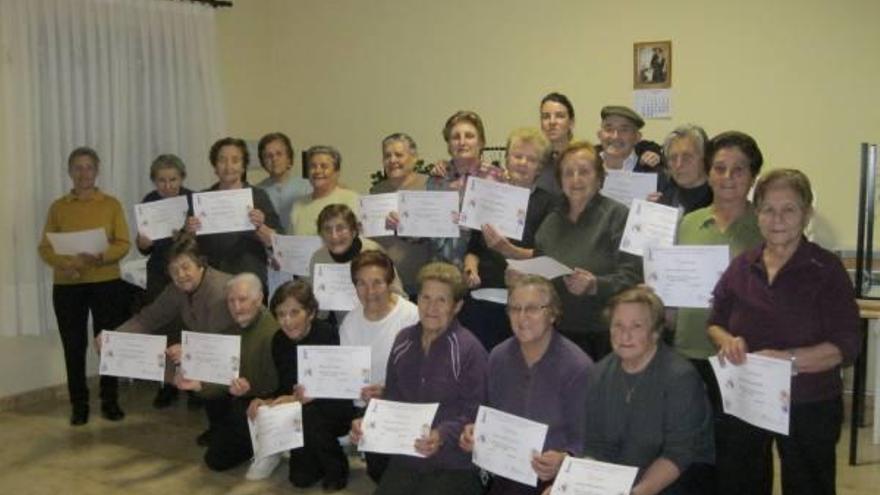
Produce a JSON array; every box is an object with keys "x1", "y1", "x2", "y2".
[
  {"x1": 149, "y1": 154, "x2": 187, "y2": 181},
  {"x1": 306, "y1": 145, "x2": 342, "y2": 171},
  {"x1": 662, "y1": 124, "x2": 709, "y2": 160},
  {"x1": 226, "y1": 273, "x2": 263, "y2": 300},
  {"x1": 381, "y1": 133, "x2": 418, "y2": 156}
]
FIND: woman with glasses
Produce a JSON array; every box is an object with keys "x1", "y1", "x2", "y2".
[{"x1": 459, "y1": 275, "x2": 591, "y2": 494}]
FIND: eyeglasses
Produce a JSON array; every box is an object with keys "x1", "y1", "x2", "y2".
[{"x1": 506, "y1": 304, "x2": 549, "y2": 317}]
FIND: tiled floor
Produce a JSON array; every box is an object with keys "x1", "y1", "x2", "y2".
[{"x1": 0, "y1": 381, "x2": 878, "y2": 494}]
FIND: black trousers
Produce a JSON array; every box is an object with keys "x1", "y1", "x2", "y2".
[
  {"x1": 52, "y1": 280, "x2": 130, "y2": 406},
  {"x1": 716, "y1": 397, "x2": 842, "y2": 495},
  {"x1": 289, "y1": 401, "x2": 353, "y2": 486},
  {"x1": 375, "y1": 458, "x2": 483, "y2": 495},
  {"x1": 458, "y1": 296, "x2": 512, "y2": 352},
  {"x1": 203, "y1": 396, "x2": 253, "y2": 471}
]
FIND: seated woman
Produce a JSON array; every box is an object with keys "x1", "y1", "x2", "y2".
[
  {"x1": 350, "y1": 262, "x2": 488, "y2": 495},
  {"x1": 290, "y1": 145, "x2": 360, "y2": 235},
  {"x1": 709, "y1": 169, "x2": 859, "y2": 495},
  {"x1": 186, "y1": 137, "x2": 281, "y2": 294},
  {"x1": 370, "y1": 132, "x2": 433, "y2": 297},
  {"x1": 529, "y1": 141, "x2": 642, "y2": 361},
  {"x1": 245, "y1": 280, "x2": 354, "y2": 491},
  {"x1": 135, "y1": 153, "x2": 193, "y2": 408},
  {"x1": 460, "y1": 127, "x2": 558, "y2": 350},
  {"x1": 583, "y1": 287, "x2": 714, "y2": 495},
  {"x1": 657, "y1": 124, "x2": 713, "y2": 214},
  {"x1": 339, "y1": 250, "x2": 420, "y2": 482},
  {"x1": 460, "y1": 275, "x2": 592, "y2": 494},
  {"x1": 307, "y1": 203, "x2": 403, "y2": 323}
]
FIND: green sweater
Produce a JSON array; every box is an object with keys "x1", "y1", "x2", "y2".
[
  {"x1": 200, "y1": 307, "x2": 279, "y2": 399},
  {"x1": 673, "y1": 205, "x2": 762, "y2": 359},
  {"x1": 534, "y1": 194, "x2": 642, "y2": 336}
]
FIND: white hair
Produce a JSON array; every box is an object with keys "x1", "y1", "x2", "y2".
[{"x1": 226, "y1": 272, "x2": 263, "y2": 300}]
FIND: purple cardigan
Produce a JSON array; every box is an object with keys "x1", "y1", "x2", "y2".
[
  {"x1": 708, "y1": 239, "x2": 860, "y2": 404},
  {"x1": 384, "y1": 319, "x2": 488, "y2": 471},
  {"x1": 488, "y1": 331, "x2": 593, "y2": 456}
]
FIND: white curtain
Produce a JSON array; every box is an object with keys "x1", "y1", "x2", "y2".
[{"x1": 0, "y1": 0, "x2": 226, "y2": 336}]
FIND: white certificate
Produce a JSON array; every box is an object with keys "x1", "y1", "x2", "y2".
[
  {"x1": 297, "y1": 345, "x2": 371, "y2": 400},
  {"x1": 359, "y1": 399, "x2": 439, "y2": 457},
  {"x1": 358, "y1": 193, "x2": 398, "y2": 238},
  {"x1": 397, "y1": 190, "x2": 460, "y2": 238},
  {"x1": 120, "y1": 257, "x2": 148, "y2": 290},
  {"x1": 248, "y1": 402, "x2": 304, "y2": 459},
  {"x1": 99, "y1": 331, "x2": 167, "y2": 382},
  {"x1": 470, "y1": 288, "x2": 508, "y2": 305},
  {"x1": 46, "y1": 228, "x2": 108, "y2": 256},
  {"x1": 643, "y1": 245, "x2": 730, "y2": 308},
  {"x1": 180, "y1": 331, "x2": 241, "y2": 386},
  {"x1": 313, "y1": 263, "x2": 357, "y2": 311},
  {"x1": 506, "y1": 256, "x2": 573, "y2": 280},
  {"x1": 601, "y1": 170, "x2": 658, "y2": 206},
  {"x1": 272, "y1": 234, "x2": 322, "y2": 276},
  {"x1": 133, "y1": 195, "x2": 189, "y2": 241},
  {"x1": 710, "y1": 353, "x2": 792, "y2": 435},
  {"x1": 472, "y1": 406, "x2": 548, "y2": 486},
  {"x1": 459, "y1": 177, "x2": 531, "y2": 241},
  {"x1": 619, "y1": 199, "x2": 680, "y2": 256},
  {"x1": 192, "y1": 188, "x2": 254, "y2": 235},
  {"x1": 550, "y1": 456, "x2": 639, "y2": 495}
]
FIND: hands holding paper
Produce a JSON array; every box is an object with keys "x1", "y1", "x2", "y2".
[
  {"x1": 360, "y1": 383, "x2": 384, "y2": 402},
  {"x1": 460, "y1": 424, "x2": 565, "y2": 481},
  {"x1": 413, "y1": 428, "x2": 442, "y2": 457},
  {"x1": 563, "y1": 268, "x2": 597, "y2": 296}
]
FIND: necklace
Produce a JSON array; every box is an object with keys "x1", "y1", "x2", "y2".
[{"x1": 623, "y1": 371, "x2": 642, "y2": 404}]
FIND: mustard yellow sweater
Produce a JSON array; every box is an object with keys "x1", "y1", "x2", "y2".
[{"x1": 38, "y1": 190, "x2": 130, "y2": 284}]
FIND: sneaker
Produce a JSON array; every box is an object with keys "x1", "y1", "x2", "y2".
[{"x1": 245, "y1": 453, "x2": 281, "y2": 481}]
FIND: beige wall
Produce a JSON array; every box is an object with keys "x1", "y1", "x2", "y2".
[{"x1": 218, "y1": 0, "x2": 880, "y2": 249}]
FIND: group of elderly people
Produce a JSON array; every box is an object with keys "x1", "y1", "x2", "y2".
[{"x1": 38, "y1": 92, "x2": 858, "y2": 495}]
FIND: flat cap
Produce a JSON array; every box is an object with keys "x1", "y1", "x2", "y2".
[{"x1": 600, "y1": 105, "x2": 645, "y2": 129}]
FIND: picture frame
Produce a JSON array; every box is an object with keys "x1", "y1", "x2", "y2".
[{"x1": 633, "y1": 41, "x2": 672, "y2": 89}]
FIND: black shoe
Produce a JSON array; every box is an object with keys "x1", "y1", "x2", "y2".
[
  {"x1": 196, "y1": 429, "x2": 212, "y2": 447},
  {"x1": 70, "y1": 404, "x2": 89, "y2": 426},
  {"x1": 290, "y1": 473, "x2": 321, "y2": 489},
  {"x1": 152, "y1": 386, "x2": 179, "y2": 409},
  {"x1": 101, "y1": 401, "x2": 125, "y2": 421},
  {"x1": 321, "y1": 478, "x2": 348, "y2": 493}
]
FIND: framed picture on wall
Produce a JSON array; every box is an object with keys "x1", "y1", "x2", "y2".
[{"x1": 633, "y1": 41, "x2": 672, "y2": 89}]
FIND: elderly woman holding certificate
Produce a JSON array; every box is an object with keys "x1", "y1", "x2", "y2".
[
  {"x1": 186, "y1": 137, "x2": 280, "y2": 295},
  {"x1": 290, "y1": 145, "x2": 360, "y2": 235},
  {"x1": 339, "y1": 251, "x2": 420, "y2": 482},
  {"x1": 582, "y1": 288, "x2": 714, "y2": 495},
  {"x1": 673, "y1": 131, "x2": 765, "y2": 412},
  {"x1": 460, "y1": 128, "x2": 558, "y2": 350},
  {"x1": 350, "y1": 262, "x2": 488, "y2": 495},
  {"x1": 370, "y1": 132, "x2": 432, "y2": 296},
  {"x1": 528, "y1": 141, "x2": 642, "y2": 361},
  {"x1": 708, "y1": 169, "x2": 859, "y2": 495},
  {"x1": 38, "y1": 146, "x2": 131, "y2": 426},
  {"x1": 135, "y1": 154, "x2": 193, "y2": 408},
  {"x1": 459, "y1": 275, "x2": 592, "y2": 494}
]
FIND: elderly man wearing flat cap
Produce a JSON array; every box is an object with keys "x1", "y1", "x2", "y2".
[{"x1": 596, "y1": 105, "x2": 665, "y2": 174}]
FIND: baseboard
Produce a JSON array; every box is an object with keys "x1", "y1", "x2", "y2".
[{"x1": 0, "y1": 376, "x2": 100, "y2": 412}]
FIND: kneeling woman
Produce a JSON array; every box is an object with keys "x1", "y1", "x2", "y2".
[
  {"x1": 460, "y1": 275, "x2": 592, "y2": 494},
  {"x1": 583, "y1": 288, "x2": 714, "y2": 495},
  {"x1": 350, "y1": 262, "x2": 488, "y2": 495},
  {"x1": 247, "y1": 280, "x2": 354, "y2": 491}
]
